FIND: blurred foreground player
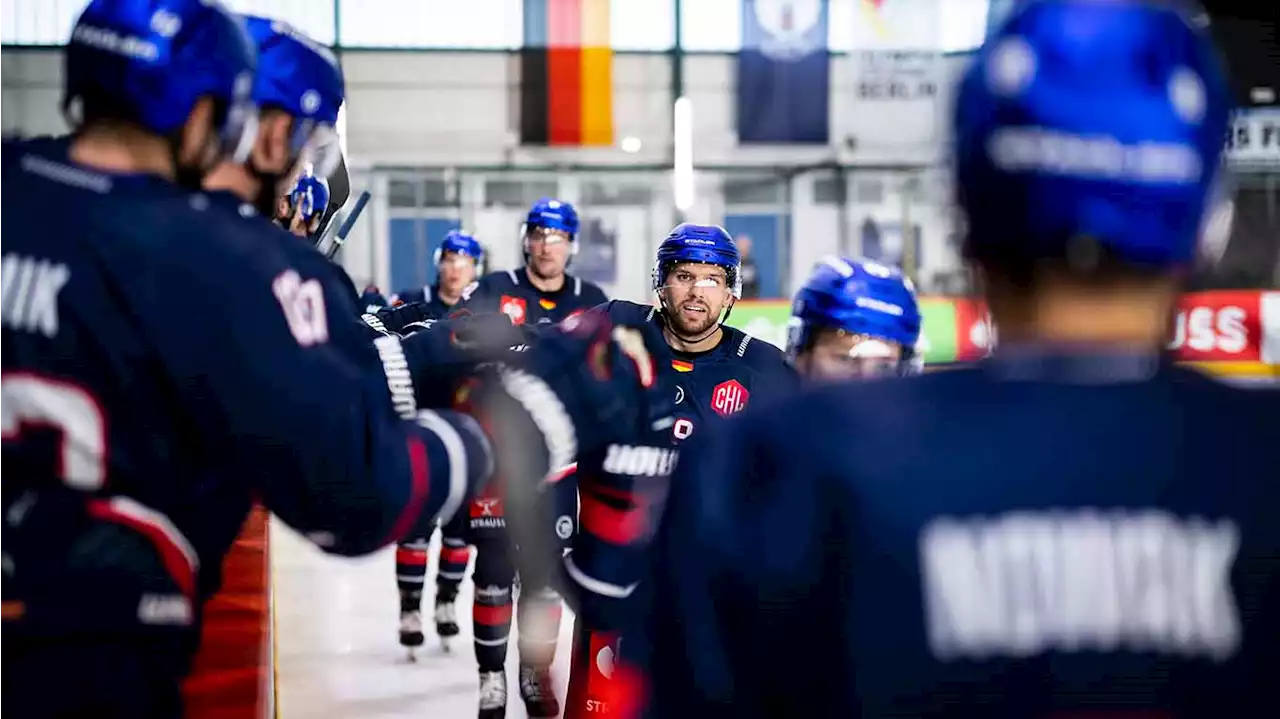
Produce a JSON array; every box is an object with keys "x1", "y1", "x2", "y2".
[
  {"x1": 454, "y1": 198, "x2": 608, "y2": 718},
  {"x1": 562, "y1": 224, "x2": 797, "y2": 719},
  {"x1": 203, "y1": 14, "x2": 341, "y2": 223},
  {"x1": 199, "y1": 15, "x2": 381, "y2": 327},
  {"x1": 787, "y1": 256, "x2": 922, "y2": 381},
  {"x1": 0, "y1": 2, "x2": 670, "y2": 716},
  {"x1": 392, "y1": 230, "x2": 486, "y2": 654},
  {"x1": 636, "y1": 1, "x2": 1280, "y2": 716}
]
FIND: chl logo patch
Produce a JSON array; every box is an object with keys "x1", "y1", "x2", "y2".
[
  {"x1": 711, "y1": 379, "x2": 749, "y2": 417},
  {"x1": 500, "y1": 295, "x2": 527, "y2": 324}
]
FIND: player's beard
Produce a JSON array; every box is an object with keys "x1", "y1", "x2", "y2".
[{"x1": 667, "y1": 300, "x2": 719, "y2": 339}]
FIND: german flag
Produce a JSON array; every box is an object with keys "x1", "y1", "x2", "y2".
[
  {"x1": 520, "y1": 0, "x2": 614, "y2": 146},
  {"x1": 671, "y1": 359, "x2": 694, "y2": 373}
]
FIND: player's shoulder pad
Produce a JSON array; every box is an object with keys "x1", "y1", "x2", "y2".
[
  {"x1": 174, "y1": 195, "x2": 344, "y2": 298},
  {"x1": 595, "y1": 299, "x2": 658, "y2": 325},
  {"x1": 461, "y1": 270, "x2": 511, "y2": 302},
  {"x1": 723, "y1": 324, "x2": 796, "y2": 377},
  {"x1": 576, "y1": 275, "x2": 610, "y2": 303}
]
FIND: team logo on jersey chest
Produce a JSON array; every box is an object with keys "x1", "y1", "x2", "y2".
[
  {"x1": 711, "y1": 379, "x2": 749, "y2": 416},
  {"x1": 500, "y1": 295, "x2": 527, "y2": 324}
]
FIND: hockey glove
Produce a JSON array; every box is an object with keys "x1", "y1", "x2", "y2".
[
  {"x1": 453, "y1": 311, "x2": 676, "y2": 595},
  {"x1": 457, "y1": 310, "x2": 674, "y2": 479}
]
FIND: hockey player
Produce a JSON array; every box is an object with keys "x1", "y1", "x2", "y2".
[
  {"x1": 389, "y1": 229, "x2": 484, "y2": 309},
  {"x1": 0, "y1": 2, "x2": 672, "y2": 716},
  {"x1": 268, "y1": 167, "x2": 390, "y2": 313},
  {"x1": 633, "y1": 1, "x2": 1280, "y2": 716},
  {"x1": 786, "y1": 257, "x2": 923, "y2": 381},
  {"x1": 199, "y1": 15, "x2": 384, "y2": 331},
  {"x1": 281, "y1": 169, "x2": 330, "y2": 240},
  {"x1": 391, "y1": 230, "x2": 487, "y2": 653},
  {"x1": 203, "y1": 13, "x2": 341, "y2": 221},
  {"x1": 561, "y1": 223, "x2": 798, "y2": 719},
  {"x1": 379, "y1": 229, "x2": 486, "y2": 338},
  {"x1": 459, "y1": 198, "x2": 610, "y2": 324}
]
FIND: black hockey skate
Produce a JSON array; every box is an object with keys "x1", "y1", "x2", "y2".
[{"x1": 518, "y1": 664, "x2": 560, "y2": 718}]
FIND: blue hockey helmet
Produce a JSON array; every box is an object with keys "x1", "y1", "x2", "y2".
[
  {"x1": 787, "y1": 257, "x2": 923, "y2": 375},
  {"x1": 242, "y1": 15, "x2": 345, "y2": 177},
  {"x1": 63, "y1": 0, "x2": 257, "y2": 164},
  {"x1": 434, "y1": 230, "x2": 485, "y2": 267},
  {"x1": 525, "y1": 198, "x2": 580, "y2": 238},
  {"x1": 651, "y1": 223, "x2": 742, "y2": 298},
  {"x1": 954, "y1": 0, "x2": 1233, "y2": 270},
  {"x1": 289, "y1": 169, "x2": 329, "y2": 223}
]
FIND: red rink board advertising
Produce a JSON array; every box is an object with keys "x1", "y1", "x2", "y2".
[{"x1": 1167, "y1": 290, "x2": 1280, "y2": 364}]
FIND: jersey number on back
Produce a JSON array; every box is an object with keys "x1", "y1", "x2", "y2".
[
  {"x1": 1, "y1": 373, "x2": 107, "y2": 490},
  {"x1": 272, "y1": 270, "x2": 329, "y2": 347}
]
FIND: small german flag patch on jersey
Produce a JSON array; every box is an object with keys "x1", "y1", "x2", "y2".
[
  {"x1": 671, "y1": 359, "x2": 694, "y2": 373},
  {"x1": 539, "y1": 298, "x2": 556, "y2": 310}
]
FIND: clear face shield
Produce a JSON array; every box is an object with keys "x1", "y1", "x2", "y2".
[
  {"x1": 438, "y1": 251, "x2": 479, "y2": 286},
  {"x1": 292, "y1": 120, "x2": 341, "y2": 180},
  {"x1": 1197, "y1": 162, "x2": 1237, "y2": 268},
  {"x1": 439, "y1": 252, "x2": 477, "y2": 270},
  {"x1": 525, "y1": 225, "x2": 572, "y2": 251},
  {"x1": 663, "y1": 270, "x2": 730, "y2": 294},
  {"x1": 802, "y1": 330, "x2": 907, "y2": 381},
  {"x1": 222, "y1": 84, "x2": 260, "y2": 167}
]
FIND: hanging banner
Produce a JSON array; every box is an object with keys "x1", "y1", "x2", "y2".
[
  {"x1": 1225, "y1": 109, "x2": 1280, "y2": 168},
  {"x1": 737, "y1": 0, "x2": 831, "y2": 144}
]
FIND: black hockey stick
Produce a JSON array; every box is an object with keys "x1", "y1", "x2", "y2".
[{"x1": 324, "y1": 190, "x2": 372, "y2": 261}]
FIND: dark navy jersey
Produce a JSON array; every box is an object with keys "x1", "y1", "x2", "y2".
[
  {"x1": 637, "y1": 350, "x2": 1280, "y2": 717},
  {"x1": 594, "y1": 300, "x2": 799, "y2": 446},
  {"x1": 562, "y1": 300, "x2": 798, "y2": 630},
  {"x1": 459, "y1": 268, "x2": 609, "y2": 327},
  {"x1": 388, "y1": 284, "x2": 457, "y2": 319},
  {"x1": 373, "y1": 284, "x2": 461, "y2": 336},
  {"x1": 1, "y1": 140, "x2": 488, "y2": 613},
  {"x1": 358, "y1": 285, "x2": 390, "y2": 313}
]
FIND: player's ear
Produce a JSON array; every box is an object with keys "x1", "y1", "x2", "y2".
[{"x1": 252, "y1": 110, "x2": 294, "y2": 176}]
